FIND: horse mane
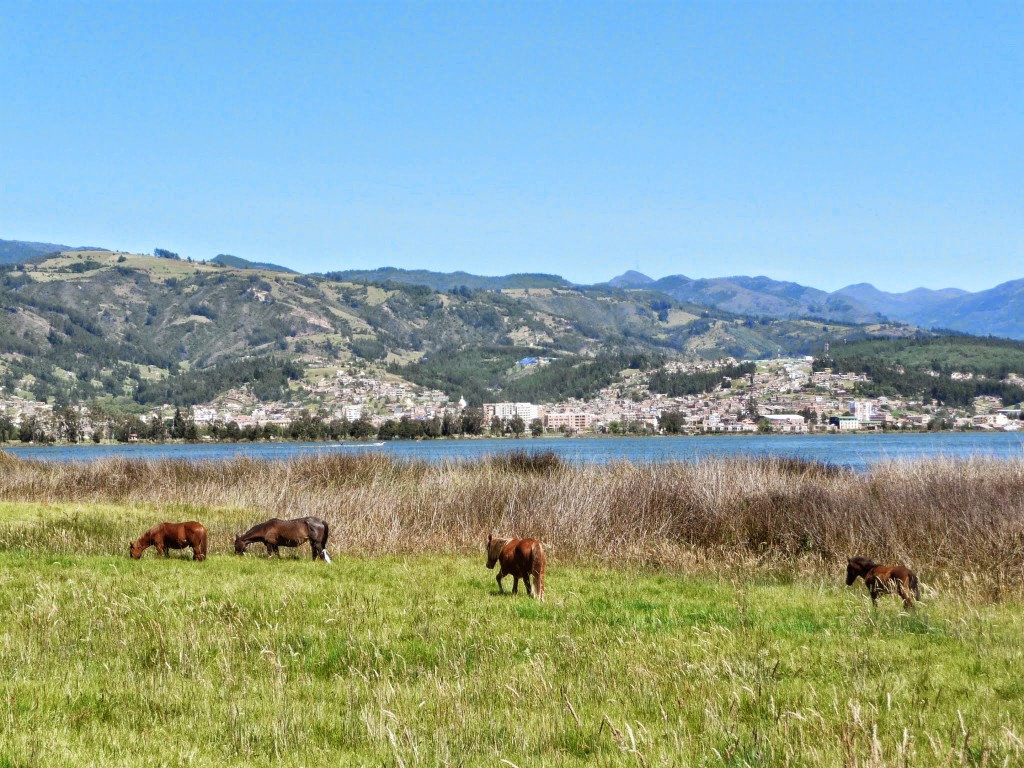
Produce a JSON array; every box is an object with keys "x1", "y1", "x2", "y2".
[
  {"x1": 849, "y1": 556, "x2": 877, "y2": 570},
  {"x1": 136, "y1": 527, "x2": 157, "y2": 545},
  {"x1": 238, "y1": 519, "x2": 279, "y2": 540}
]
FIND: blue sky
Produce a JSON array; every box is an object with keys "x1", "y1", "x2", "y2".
[{"x1": 2, "y1": 1, "x2": 1020, "y2": 291}]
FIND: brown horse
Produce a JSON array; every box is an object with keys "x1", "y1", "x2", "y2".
[
  {"x1": 130, "y1": 521, "x2": 208, "y2": 561},
  {"x1": 486, "y1": 534, "x2": 545, "y2": 600},
  {"x1": 234, "y1": 517, "x2": 331, "y2": 561},
  {"x1": 846, "y1": 556, "x2": 920, "y2": 609}
]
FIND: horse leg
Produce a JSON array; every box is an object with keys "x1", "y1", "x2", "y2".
[
  {"x1": 523, "y1": 573, "x2": 533, "y2": 597},
  {"x1": 496, "y1": 570, "x2": 505, "y2": 593},
  {"x1": 868, "y1": 582, "x2": 879, "y2": 607},
  {"x1": 899, "y1": 579, "x2": 915, "y2": 610}
]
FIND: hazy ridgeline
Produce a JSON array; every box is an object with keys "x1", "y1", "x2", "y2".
[{"x1": 2, "y1": 449, "x2": 1021, "y2": 594}]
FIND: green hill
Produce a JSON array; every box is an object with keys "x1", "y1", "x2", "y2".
[
  {"x1": 816, "y1": 335, "x2": 1024, "y2": 406},
  {"x1": 0, "y1": 250, "x2": 941, "y2": 407},
  {"x1": 209, "y1": 254, "x2": 297, "y2": 273}
]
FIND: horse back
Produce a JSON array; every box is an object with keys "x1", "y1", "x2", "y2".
[
  {"x1": 163, "y1": 521, "x2": 205, "y2": 545},
  {"x1": 501, "y1": 538, "x2": 543, "y2": 577},
  {"x1": 867, "y1": 564, "x2": 918, "y2": 599}
]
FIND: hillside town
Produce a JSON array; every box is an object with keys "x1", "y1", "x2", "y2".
[{"x1": 2, "y1": 356, "x2": 1021, "y2": 444}]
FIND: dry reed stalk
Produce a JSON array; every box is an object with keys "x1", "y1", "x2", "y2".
[{"x1": 1, "y1": 450, "x2": 1022, "y2": 595}]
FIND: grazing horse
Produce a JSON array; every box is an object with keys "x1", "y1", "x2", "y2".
[
  {"x1": 130, "y1": 521, "x2": 208, "y2": 561},
  {"x1": 486, "y1": 534, "x2": 545, "y2": 600},
  {"x1": 846, "y1": 556, "x2": 920, "y2": 609},
  {"x1": 234, "y1": 517, "x2": 331, "y2": 561}
]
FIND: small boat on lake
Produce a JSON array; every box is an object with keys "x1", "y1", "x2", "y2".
[{"x1": 342, "y1": 441, "x2": 386, "y2": 448}]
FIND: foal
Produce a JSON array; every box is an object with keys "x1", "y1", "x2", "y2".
[
  {"x1": 486, "y1": 534, "x2": 545, "y2": 600},
  {"x1": 846, "y1": 556, "x2": 920, "y2": 609}
]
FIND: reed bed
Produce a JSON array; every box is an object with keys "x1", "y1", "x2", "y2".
[{"x1": 1, "y1": 449, "x2": 1023, "y2": 596}]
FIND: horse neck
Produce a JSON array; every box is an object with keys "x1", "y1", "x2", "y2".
[
  {"x1": 489, "y1": 537, "x2": 511, "y2": 559},
  {"x1": 853, "y1": 558, "x2": 877, "y2": 576},
  {"x1": 239, "y1": 523, "x2": 269, "y2": 541}
]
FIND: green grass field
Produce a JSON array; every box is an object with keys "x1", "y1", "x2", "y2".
[{"x1": 1, "y1": 503, "x2": 1023, "y2": 766}]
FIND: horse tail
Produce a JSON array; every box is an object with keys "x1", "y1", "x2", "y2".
[
  {"x1": 321, "y1": 520, "x2": 330, "y2": 553},
  {"x1": 532, "y1": 541, "x2": 546, "y2": 600},
  {"x1": 199, "y1": 527, "x2": 209, "y2": 560},
  {"x1": 910, "y1": 573, "x2": 920, "y2": 601}
]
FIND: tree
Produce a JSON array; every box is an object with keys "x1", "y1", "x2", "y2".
[
  {"x1": 398, "y1": 416, "x2": 425, "y2": 439},
  {"x1": 19, "y1": 415, "x2": 49, "y2": 443},
  {"x1": 757, "y1": 418, "x2": 772, "y2": 433},
  {"x1": 530, "y1": 418, "x2": 544, "y2": 437},
  {"x1": 658, "y1": 410, "x2": 685, "y2": 434},
  {"x1": 350, "y1": 416, "x2": 377, "y2": 439},
  {"x1": 509, "y1": 414, "x2": 526, "y2": 437},
  {"x1": 490, "y1": 415, "x2": 504, "y2": 436},
  {"x1": 746, "y1": 398, "x2": 761, "y2": 420},
  {"x1": 424, "y1": 416, "x2": 443, "y2": 438},
  {"x1": 57, "y1": 406, "x2": 81, "y2": 443},
  {"x1": 171, "y1": 408, "x2": 188, "y2": 439},
  {"x1": 460, "y1": 408, "x2": 485, "y2": 435},
  {"x1": 146, "y1": 416, "x2": 168, "y2": 441}
]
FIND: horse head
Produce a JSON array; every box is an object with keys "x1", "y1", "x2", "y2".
[
  {"x1": 129, "y1": 539, "x2": 144, "y2": 559},
  {"x1": 485, "y1": 533, "x2": 506, "y2": 569},
  {"x1": 846, "y1": 556, "x2": 874, "y2": 585},
  {"x1": 234, "y1": 536, "x2": 248, "y2": 555}
]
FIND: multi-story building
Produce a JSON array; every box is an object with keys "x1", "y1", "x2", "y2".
[
  {"x1": 544, "y1": 411, "x2": 592, "y2": 431},
  {"x1": 484, "y1": 402, "x2": 541, "y2": 421}
]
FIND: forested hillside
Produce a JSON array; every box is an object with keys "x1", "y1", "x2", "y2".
[
  {"x1": 816, "y1": 336, "x2": 1024, "y2": 406},
  {"x1": 0, "y1": 249, "x2": 945, "y2": 407}
]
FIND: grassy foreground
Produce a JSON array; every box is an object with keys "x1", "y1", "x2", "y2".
[{"x1": 1, "y1": 503, "x2": 1024, "y2": 766}]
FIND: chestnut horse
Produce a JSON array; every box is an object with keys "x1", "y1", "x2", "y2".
[
  {"x1": 846, "y1": 556, "x2": 920, "y2": 609},
  {"x1": 486, "y1": 534, "x2": 545, "y2": 600},
  {"x1": 130, "y1": 521, "x2": 208, "y2": 561},
  {"x1": 234, "y1": 517, "x2": 331, "y2": 561}
]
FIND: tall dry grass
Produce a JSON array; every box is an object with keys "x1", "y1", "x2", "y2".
[{"x1": 1, "y1": 449, "x2": 1023, "y2": 595}]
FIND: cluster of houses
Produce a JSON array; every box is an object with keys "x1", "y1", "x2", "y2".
[
  {"x1": 480, "y1": 357, "x2": 1023, "y2": 434},
  {"x1": 2, "y1": 356, "x2": 1022, "y2": 440}
]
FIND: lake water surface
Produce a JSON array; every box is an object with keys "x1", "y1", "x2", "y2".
[{"x1": 5, "y1": 432, "x2": 1024, "y2": 471}]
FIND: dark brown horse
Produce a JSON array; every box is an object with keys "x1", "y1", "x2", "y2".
[
  {"x1": 486, "y1": 534, "x2": 545, "y2": 600},
  {"x1": 234, "y1": 517, "x2": 331, "y2": 561},
  {"x1": 130, "y1": 521, "x2": 208, "y2": 561},
  {"x1": 846, "y1": 556, "x2": 920, "y2": 609}
]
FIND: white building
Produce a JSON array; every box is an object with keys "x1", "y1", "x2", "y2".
[
  {"x1": 484, "y1": 402, "x2": 541, "y2": 421},
  {"x1": 761, "y1": 414, "x2": 808, "y2": 432},
  {"x1": 850, "y1": 400, "x2": 874, "y2": 422}
]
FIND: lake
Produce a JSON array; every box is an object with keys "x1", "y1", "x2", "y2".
[{"x1": 5, "y1": 432, "x2": 1024, "y2": 471}]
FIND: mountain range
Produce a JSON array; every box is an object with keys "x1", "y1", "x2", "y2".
[
  {"x1": 0, "y1": 238, "x2": 79, "y2": 264},
  {"x1": 2, "y1": 237, "x2": 1021, "y2": 340},
  {"x1": 2, "y1": 248, "x2": 916, "y2": 407},
  {"x1": 604, "y1": 272, "x2": 1022, "y2": 340}
]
